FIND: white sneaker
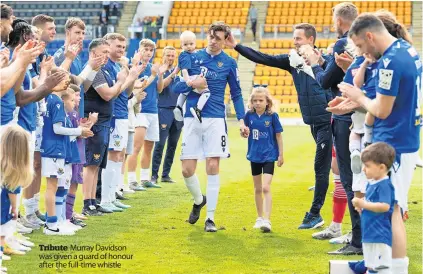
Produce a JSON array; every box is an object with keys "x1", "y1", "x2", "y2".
[
  {"x1": 260, "y1": 220, "x2": 272, "y2": 233},
  {"x1": 350, "y1": 149, "x2": 362, "y2": 174},
  {"x1": 64, "y1": 220, "x2": 82, "y2": 231},
  {"x1": 14, "y1": 233, "x2": 35, "y2": 247},
  {"x1": 58, "y1": 221, "x2": 79, "y2": 233},
  {"x1": 18, "y1": 216, "x2": 40, "y2": 230},
  {"x1": 312, "y1": 226, "x2": 342, "y2": 240},
  {"x1": 2, "y1": 254, "x2": 11, "y2": 260},
  {"x1": 173, "y1": 106, "x2": 184, "y2": 121},
  {"x1": 253, "y1": 217, "x2": 263, "y2": 229},
  {"x1": 16, "y1": 222, "x2": 32, "y2": 234},
  {"x1": 329, "y1": 231, "x2": 352, "y2": 244},
  {"x1": 122, "y1": 187, "x2": 135, "y2": 194},
  {"x1": 43, "y1": 224, "x2": 75, "y2": 236},
  {"x1": 26, "y1": 213, "x2": 44, "y2": 226},
  {"x1": 5, "y1": 236, "x2": 31, "y2": 252},
  {"x1": 1, "y1": 266, "x2": 7, "y2": 273}
]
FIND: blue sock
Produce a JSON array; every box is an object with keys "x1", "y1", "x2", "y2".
[
  {"x1": 46, "y1": 215, "x2": 58, "y2": 229},
  {"x1": 55, "y1": 187, "x2": 67, "y2": 222},
  {"x1": 91, "y1": 199, "x2": 96, "y2": 206},
  {"x1": 83, "y1": 199, "x2": 91, "y2": 209}
]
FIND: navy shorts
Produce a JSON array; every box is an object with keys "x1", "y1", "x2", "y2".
[{"x1": 85, "y1": 125, "x2": 110, "y2": 169}]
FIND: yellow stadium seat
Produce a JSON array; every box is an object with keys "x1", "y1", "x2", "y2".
[
  {"x1": 270, "y1": 69, "x2": 278, "y2": 76},
  {"x1": 282, "y1": 98, "x2": 290, "y2": 104},
  {"x1": 174, "y1": 2, "x2": 181, "y2": 9},
  {"x1": 255, "y1": 68, "x2": 262, "y2": 76},
  {"x1": 180, "y1": 1, "x2": 187, "y2": 9},
  {"x1": 208, "y1": 2, "x2": 215, "y2": 9},
  {"x1": 275, "y1": 40, "x2": 282, "y2": 48},
  {"x1": 273, "y1": 17, "x2": 280, "y2": 24},
  {"x1": 290, "y1": 2, "x2": 297, "y2": 8},
  {"x1": 261, "y1": 76, "x2": 270, "y2": 85},
  {"x1": 263, "y1": 68, "x2": 271, "y2": 76},
  {"x1": 215, "y1": 2, "x2": 222, "y2": 8},
  {"x1": 310, "y1": 9, "x2": 317, "y2": 16},
  {"x1": 275, "y1": 9, "x2": 281, "y2": 16},
  {"x1": 269, "y1": 2, "x2": 276, "y2": 8},
  {"x1": 253, "y1": 76, "x2": 261, "y2": 85},
  {"x1": 277, "y1": 79, "x2": 284, "y2": 86},
  {"x1": 282, "y1": 89, "x2": 290, "y2": 95},
  {"x1": 270, "y1": 78, "x2": 277, "y2": 86},
  {"x1": 240, "y1": 18, "x2": 247, "y2": 24},
  {"x1": 277, "y1": 2, "x2": 284, "y2": 8},
  {"x1": 297, "y1": 2, "x2": 304, "y2": 8},
  {"x1": 264, "y1": 25, "x2": 271, "y2": 33},
  {"x1": 303, "y1": 9, "x2": 310, "y2": 16},
  {"x1": 281, "y1": 9, "x2": 289, "y2": 16},
  {"x1": 296, "y1": 9, "x2": 303, "y2": 16},
  {"x1": 267, "y1": 40, "x2": 275, "y2": 48},
  {"x1": 229, "y1": 2, "x2": 236, "y2": 8},
  {"x1": 233, "y1": 17, "x2": 240, "y2": 25}
]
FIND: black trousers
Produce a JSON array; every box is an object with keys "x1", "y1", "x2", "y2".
[{"x1": 309, "y1": 123, "x2": 333, "y2": 216}]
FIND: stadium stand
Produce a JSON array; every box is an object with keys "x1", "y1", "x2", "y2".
[
  {"x1": 264, "y1": 1, "x2": 412, "y2": 33},
  {"x1": 167, "y1": 1, "x2": 250, "y2": 34}
]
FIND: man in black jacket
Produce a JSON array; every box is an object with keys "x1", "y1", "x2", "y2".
[
  {"x1": 226, "y1": 23, "x2": 333, "y2": 230},
  {"x1": 304, "y1": 2, "x2": 362, "y2": 256}
]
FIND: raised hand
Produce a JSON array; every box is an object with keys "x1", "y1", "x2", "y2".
[
  {"x1": 88, "y1": 53, "x2": 105, "y2": 71},
  {"x1": 88, "y1": 112, "x2": 98, "y2": 125},
  {"x1": 225, "y1": 32, "x2": 238, "y2": 49},
  {"x1": 158, "y1": 63, "x2": 168, "y2": 75},
  {"x1": 44, "y1": 70, "x2": 70, "y2": 91},
  {"x1": 40, "y1": 56, "x2": 54, "y2": 74},
  {"x1": 80, "y1": 127, "x2": 94, "y2": 138},
  {"x1": 117, "y1": 66, "x2": 129, "y2": 82},
  {"x1": 334, "y1": 52, "x2": 354, "y2": 72}
]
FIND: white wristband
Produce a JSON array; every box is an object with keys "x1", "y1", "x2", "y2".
[{"x1": 79, "y1": 64, "x2": 97, "y2": 81}]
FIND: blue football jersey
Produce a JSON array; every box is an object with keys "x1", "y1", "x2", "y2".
[
  {"x1": 18, "y1": 68, "x2": 37, "y2": 132},
  {"x1": 343, "y1": 56, "x2": 378, "y2": 99},
  {"x1": 182, "y1": 49, "x2": 245, "y2": 120},
  {"x1": 1, "y1": 88, "x2": 16, "y2": 125},
  {"x1": 178, "y1": 51, "x2": 202, "y2": 76},
  {"x1": 362, "y1": 177, "x2": 395, "y2": 246},
  {"x1": 41, "y1": 94, "x2": 66, "y2": 159},
  {"x1": 54, "y1": 46, "x2": 84, "y2": 118},
  {"x1": 373, "y1": 39, "x2": 422, "y2": 153},
  {"x1": 1, "y1": 186, "x2": 21, "y2": 225},
  {"x1": 244, "y1": 111, "x2": 283, "y2": 163},
  {"x1": 104, "y1": 59, "x2": 128, "y2": 119},
  {"x1": 139, "y1": 63, "x2": 159, "y2": 114}
]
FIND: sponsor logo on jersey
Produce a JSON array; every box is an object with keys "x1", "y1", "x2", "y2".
[
  {"x1": 408, "y1": 47, "x2": 418, "y2": 57},
  {"x1": 379, "y1": 69, "x2": 394, "y2": 90}
]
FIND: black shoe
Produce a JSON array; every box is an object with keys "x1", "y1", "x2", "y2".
[
  {"x1": 35, "y1": 210, "x2": 46, "y2": 222},
  {"x1": 116, "y1": 192, "x2": 129, "y2": 200},
  {"x1": 96, "y1": 205, "x2": 113, "y2": 214},
  {"x1": 161, "y1": 177, "x2": 176, "y2": 183},
  {"x1": 188, "y1": 195, "x2": 207, "y2": 224},
  {"x1": 82, "y1": 205, "x2": 103, "y2": 216},
  {"x1": 327, "y1": 244, "x2": 363, "y2": 255},
  {"x1": 190, "y1": 107, "x2": 202, "y2": 123},
  {"x1": 298, "y1": 212, "x2": 324, "y2": 229},
  {"x1": 204, "y1": 218, "x2": 217, "y2": 232},
  {"x1": 70, "y1": 217, "x2": 87, "y2": 228}
]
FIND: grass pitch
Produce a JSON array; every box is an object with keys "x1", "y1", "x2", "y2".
[{"x1": 6, "y1": 124, "x2": 422, "y2": 274}]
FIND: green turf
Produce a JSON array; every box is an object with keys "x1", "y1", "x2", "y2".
[{"x1": 5, "y1": 124, "x2": 422, "y2": 274}]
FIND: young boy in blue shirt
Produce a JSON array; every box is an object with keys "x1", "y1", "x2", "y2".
[{"x1": 352, "y1": 142, "x2": 396, "y2": 273}]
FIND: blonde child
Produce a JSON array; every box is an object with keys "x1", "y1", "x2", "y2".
[
  {"x1": 1, "y1": 126, "x2": 34, "y2": 271},
  {"x1": 352, "y1": 142, "x2": 396, "y2": 274},
  {"x1": 242, "y1": 87, "x2": 284, "y2": 232},
  {"x1": 173, "y1": 30, "x2": 210, "y2": 123}
]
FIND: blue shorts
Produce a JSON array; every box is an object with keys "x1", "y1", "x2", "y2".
[{"x1": 84, "y1": 125, "x2": 110, "y2": 169}]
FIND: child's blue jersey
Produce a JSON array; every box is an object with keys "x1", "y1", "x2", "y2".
[
  {"x1": 41, "y1": 94, "x2": 66, "y2": 159},
  {"x1": 1, "y1": 186, "x2": 21, "y2": 225},
  {"x1": 178, "y1": 51, "x2": 202, "y2": 76},
  {"x1": 18, "y1": 68, "x2": 37, "y2": 132},
  {"x1": 373, "y1": 39, "x2": 422, "y2": 153},
  {"x1": 174, "y1": 49, "x2": 245, "y2": 120},
  {"x1": 244, "y1": 111, "x2": 283, "y2": 163},
  {"x1": 343, "y1": 56, "x2": 378, "y2": 100},
  {"x1": 139, "y1": 63, "x2": 158, "y2": 114},
  {"x1": 64, "y1": 115, "x2": 80, "y2": 164},
  {"x1": 104, "y1": 59, "x2": 128, "y2": 119},
  {"x1": 362, "y1": 177, "x2": 395, "y2": 246}
]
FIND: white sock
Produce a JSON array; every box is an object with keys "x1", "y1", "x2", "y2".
[
  {"x1": 349, "y1": 139, "x2": 361, "y2": 153},
  {"x1": 176, "y1": 93, "x2": 187, "y2": 108},
  {"x1": 101, "y1": 160, "x2": 116, "y2": 204},
  {"x1": 62, "y1": 196, "x2": 67, "y2": 221},
  {"x1": 364, "y1": 124, "x2": 373, "y2": 144},
  {"x1": 109, "y1": 161, "x2": 121, "y2": 203},
  {"x1": 23, "y1": 197, "x2": 36, "y2": 216},
  {"x1": 392, "y1": 257, "x2": 409, "y2": 274},
  {"x1": 330, "y1": 221, "x2": 341, "y2": 231},
  {"x1": 184, "y1": 174, "x2": 203, "y2": 205},
  {"x1": 140, "y1": 168, "x2": 150, "y2": 181},
  {"x1": 196, "y1": 91, "x2": 210, "y2": 111},
  {"x1": 116, "y1": 162, "x2": 123, "y2": 192},
  {"x1": 206, "y1": 175, "x2": 220, "y2": 221},
  {"x1": 34, "y1": 192, "x2": 40, "y2": 211},
  {"x1": 128, "y1": 172, "x2": 137, "y2": 184}
]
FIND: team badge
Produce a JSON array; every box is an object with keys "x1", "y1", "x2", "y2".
[
  {"x1": 264, "y1": 121, "x2": 270, "y2": 127},
  {"x1": 93, "y1": 154, "x2": 101, "y2": 161},
  {"x1": 58, "y1": 168, "x2": 64, "y2": 175},
  {"x1": 114, "y1": 141, "x2": 120, "y2": 147},
  {"x1": 217, "y1": 61, "x2": 223, "y2": 68}
]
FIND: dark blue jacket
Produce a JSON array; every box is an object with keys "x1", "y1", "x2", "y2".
[
  {"x1": 312, "y1": 32, "x2": 352, "y2": 121},
  {"x1": 235, "y1": 44, "x2": 332, "y2": 125}
]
